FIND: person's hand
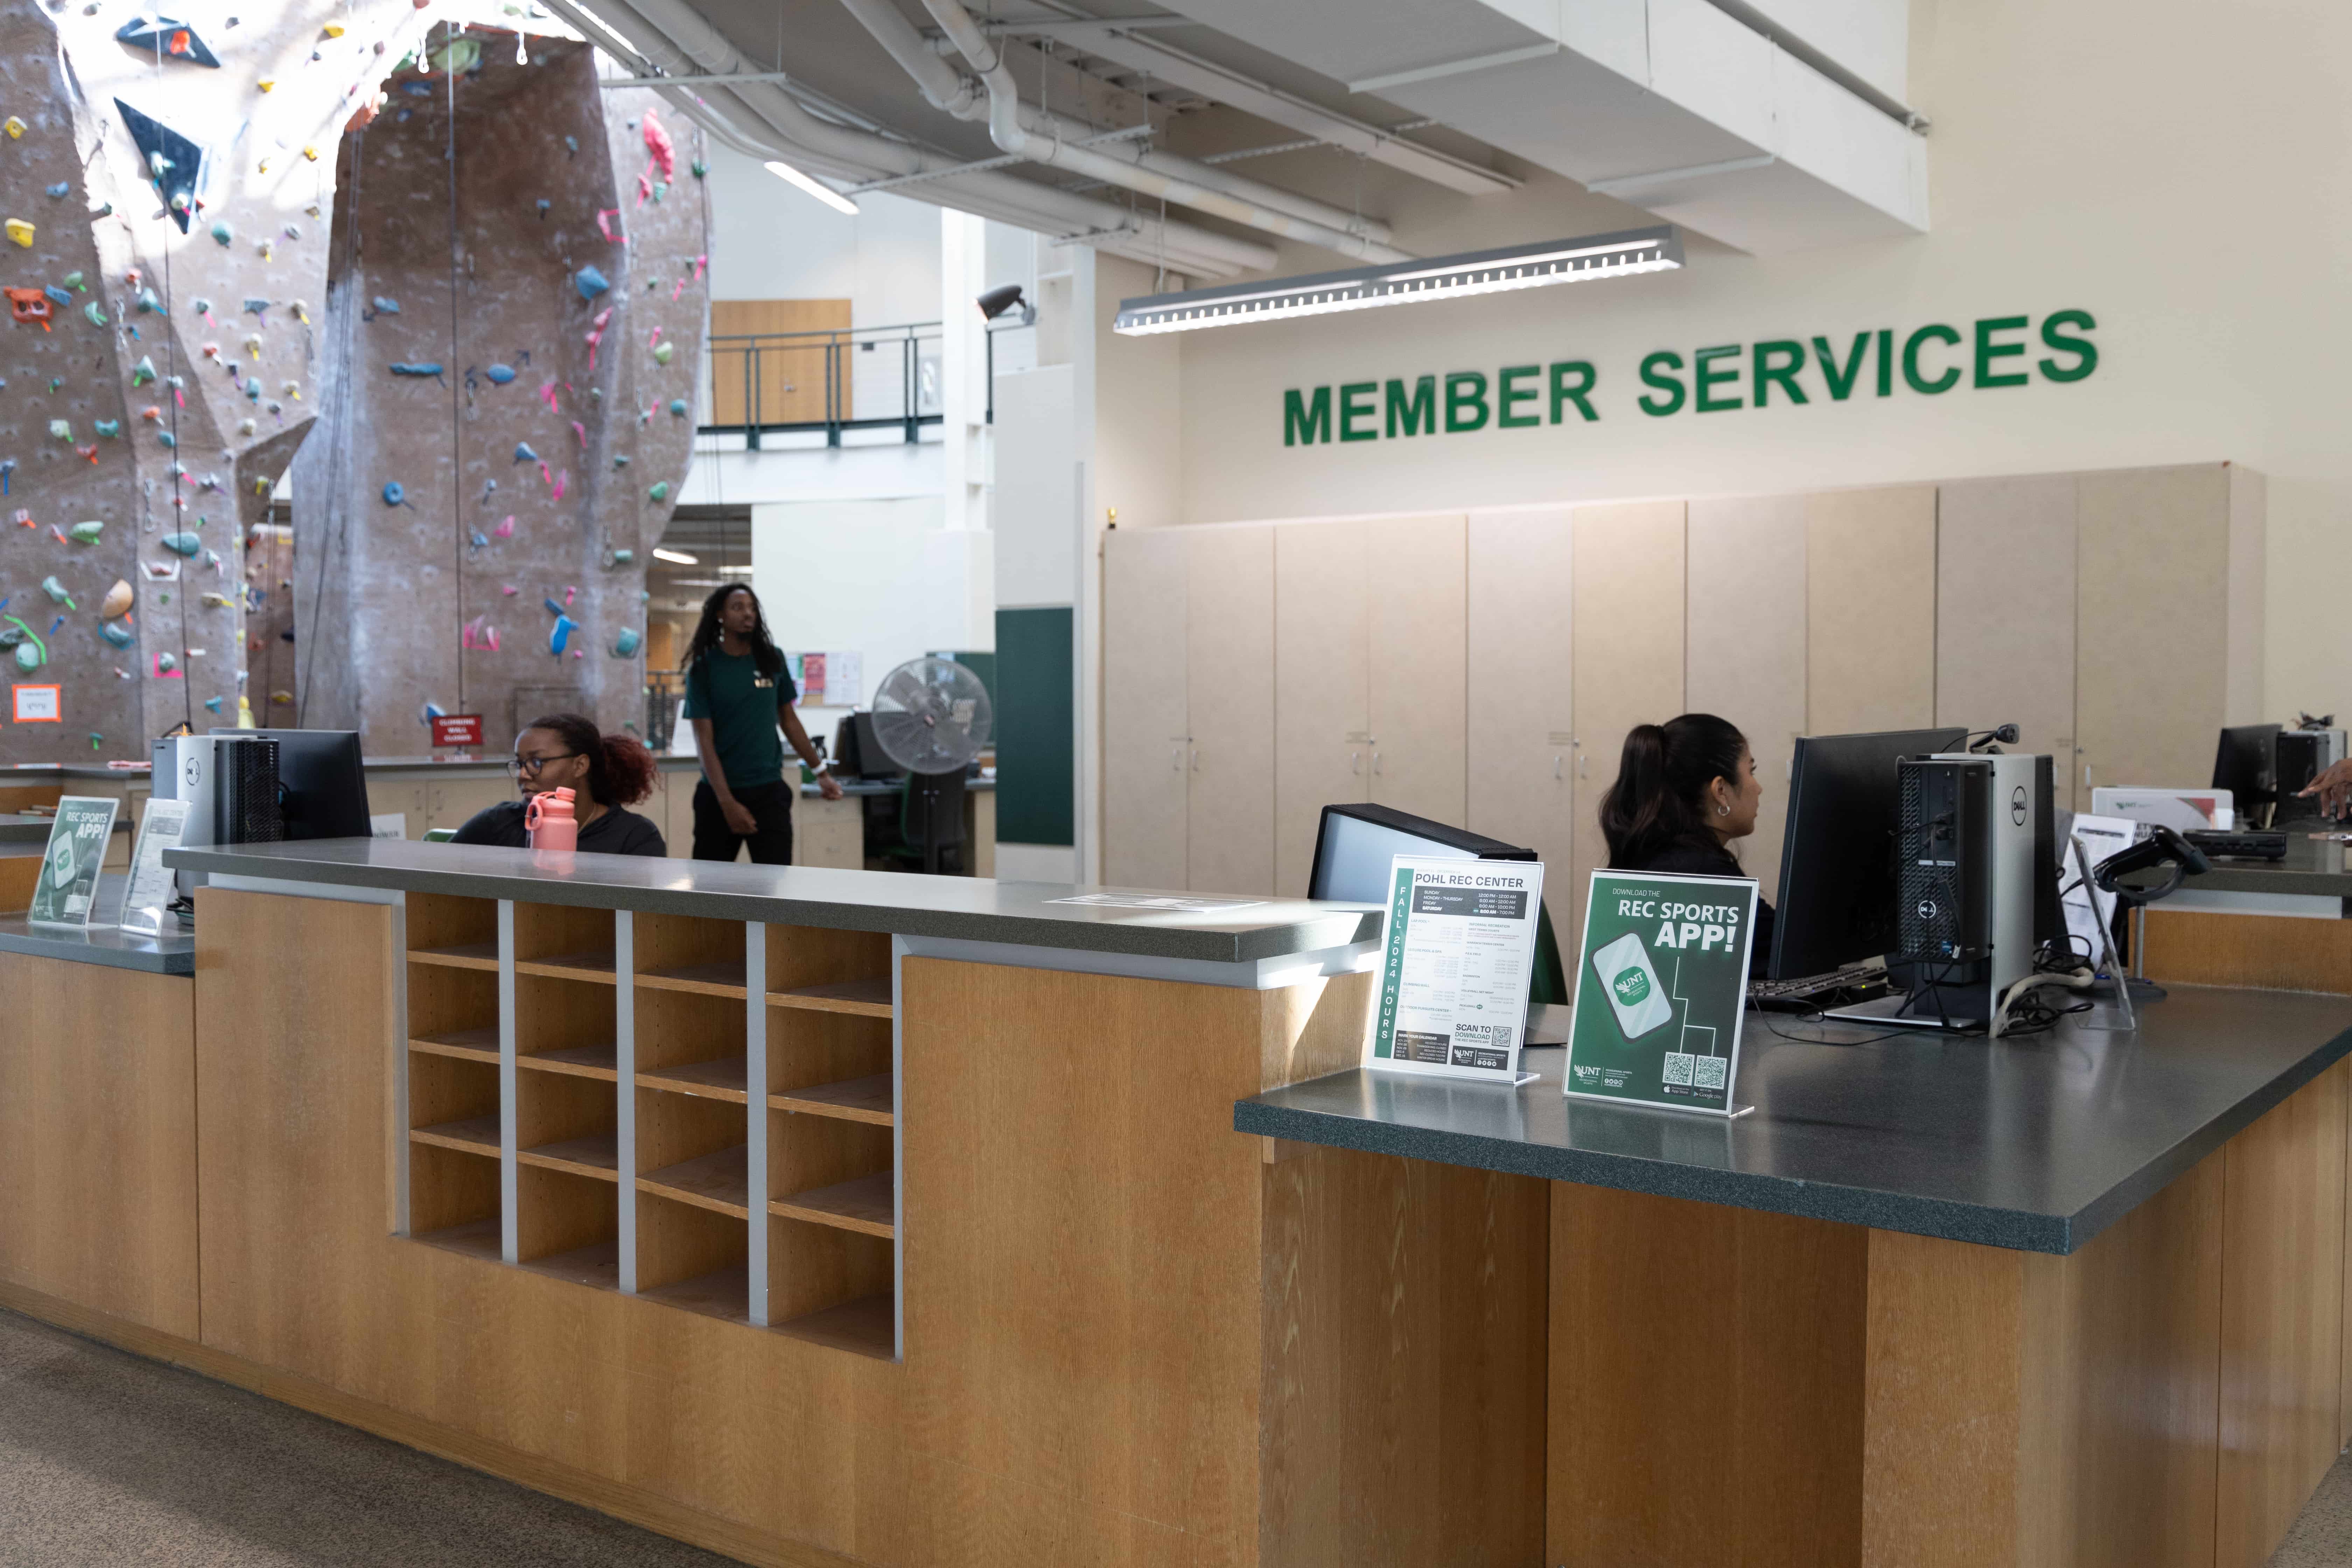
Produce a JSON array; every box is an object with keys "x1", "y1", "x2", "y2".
[
  {"x1": 722, "y1": 798, "x2": 759, "y2": 835},
  {"x1": 2301, "y1": 758, "x2": 2352, "y2": 819},
  {"x1": 817, "y1": 770, "x2": 844, "y2": 802}
]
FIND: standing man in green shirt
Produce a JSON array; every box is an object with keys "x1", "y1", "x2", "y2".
[{"x1": 680, "y1": 583, "x2": 843, "y2": 863}]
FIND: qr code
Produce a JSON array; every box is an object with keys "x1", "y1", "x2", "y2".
[
  {"x1": 1661, "y1": 1052, "x2": 1695, "y2": 1086},
  {"x1": 1693, "y1": 1056, "x2": 1728, "y2": 1092}
]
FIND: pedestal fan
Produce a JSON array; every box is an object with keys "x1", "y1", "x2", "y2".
[{"x1": 869, "y1": 656, "x2": 993, "y2": 875}]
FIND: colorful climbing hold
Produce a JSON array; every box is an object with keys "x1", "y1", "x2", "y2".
[
  {"x1": 5, "y1": 219, "x2": 33, "y2": 247},
  {"x1": 612, "y1": 628, "x2": 642, "y2": 658},
  {"x1": 574, "y1": 265, "x2": 609, "y2": 301},
  {"x1": 102, "y1": 621, "x2": 133, "y2": 647},
  {"x1": 101, "y1": 580, "x2": 131, "y2": 618},
  {"x1": 131, "y1": 355, "x2": 156, "y2": 385},
  {"x1": 47, "y1": 420, "x2": 69, "y2": 440},
  {"x1": 161, "y1": 532, "x2": 201, "y2": 556},
  {"x1": 95, "y1": 420, "x2": 119, "y2": 438},
  {"x1": 68, "y1": 521, "x2": 101, "y2": 543},
  {"x1": 653, "y1": 341, "x2": 674, "y2": 366},
  {"x1": 40, "y1": 576, "x2": 73, "y2": 607},
  {"x1": 382, "y1": 482, "x2": 408, "y2": 506},
  {"x1": 669, "y1": 399, "x2": 688, "y2": 417},
  {"x1": 648, "y1": 482, "x2": 670, "y2": 502},
  {"x1": 204, "y1": 695, "x2": 223, "y2": 713},
  {"x1": 513, "y1": 442, "x2": 538, "y2": 463},
  {"x1": 82, "y1": 301, "x2": 106, "y2": 327},
  {"x1": 549, "y1": 614, "x2": 579, "y2": 656},
  {"x1": 1, "y1": 118, "x2": 21, "y2": 139},
  {"x1": 210, "y1": 221, "x2": 232, "y2": 245},
  {"x1": 390, "y1": 362, "x2": 444, "y2": 378},
  {"x1": 485, "y1": 363, "x2": 515, "y2": 385},
  {"x1": 42, "y1": 285, "x2": 69, "y2": 308}
]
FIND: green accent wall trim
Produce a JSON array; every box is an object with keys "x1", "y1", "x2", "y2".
[{"x1": 993, "y1": 607, "x2": 1074, "y2": 847}]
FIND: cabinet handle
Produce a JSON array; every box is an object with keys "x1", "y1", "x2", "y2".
[
  {"x1": 1172, "y1": 747, "x2": 1182, "y2": 771},
  {"x1": 1191, "y1": 747, "x2": 1200, "y2": 772},
  {"x1": 1553, "y1": 755, "x2": 1562, "y2": 779},
  {"x1": 1373, "y1": 751, "x2": 1383, "y2": 776},
  {"x1": 1351, "y1": 750, "x2": 1361, "y2": 775}
]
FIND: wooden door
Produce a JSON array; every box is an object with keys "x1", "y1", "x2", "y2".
[
  {"x1": 1467, "y1": 509, "x2": 1574, "y2": 882},
  {"x1": 1186, "y1": 526, "x2": 1276, "y2": 896},
  {"x1": 1806, "y1": 485, "x2": 1938, "y2": 734},
  {"x1": 1687, "y1": 495, "x2": 1806, "y2": 903},
  {"x1": 2076, "y1": 465, "x2": 2233, "y2": 797},
  {"x1": 1570, "y1": 500, "x2": 1687, "y2": 945},
  {"x1": 1937, "y1": 475, "x2": 2079, "y2": 807},
  {"x1": 1102, "y1": 528, "x2": 1189, "y2": 889},
  {"x1": 1367, "y1": 514, "x2": 1468, "y2": 829},
  {"x1": 707, "y1": 300, "x2": 850, "y2": 427},
  {"x1": 1274, "y1": 520, "x2": 1370, "y2": 896}
]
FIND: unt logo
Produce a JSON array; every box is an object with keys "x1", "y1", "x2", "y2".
[{"x1": 1612, "y1": 967, "x2": 1650, "y2": 1006}]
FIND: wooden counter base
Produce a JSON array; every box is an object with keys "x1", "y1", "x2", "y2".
[{"x1": 1549, "y1": 1057, "x2": 2349, "y2": 1568}]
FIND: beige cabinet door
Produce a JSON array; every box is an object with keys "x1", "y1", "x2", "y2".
[
  {"x1": 1937, "y1": 476, "x2": 2078, "y2": 806},
  {"x1": 1274, "y1": 520, "x2": 1370, "y2": 895},
  {"x1": 2077, "y1": 464, "x2": 2234, "y2": 794},
  {"x1": 1570, "y1": 499, "x2": 1687, "y2": 945},
  {"x1": 792, "y1": 794, "x2": 864, "y2": 869},
  {"x1": 428, "y1": 774, "x2": 516, "y2": 832},
  {"x1": 1186, "y1": 526, "x2": 1276, "y2": 896},
  {"x1": 1102, "y1": 528, "x2": 1189, "y2": 889},
  {"x1": 1367, "y1": 513, "x2": 1468, "y2": 829},
  {"x1": 1467, "y1": 509, "x2": 1574, "y2": 882},
  {"x1": 1805, "y1": 485, "x2": 1938, "y2": 735},
  {"x1": 1688, "y1": 495, "x2": 1806, "y2": 902}
]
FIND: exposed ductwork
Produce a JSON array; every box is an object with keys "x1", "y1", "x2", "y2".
[
  {"x1": 913, "y1": 0, "x2": 1410, "y2": 263},
  {"x1": 838, "y1": 0, "x2": 1407, "y2": 260},
  {"x1": 548, "y1": 0, "x2": 1278, "y2": 276}
]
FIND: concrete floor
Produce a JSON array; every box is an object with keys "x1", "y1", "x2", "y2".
[{"x1": 4, "y1": 1303, "x2": 2351, "y2": 1565}]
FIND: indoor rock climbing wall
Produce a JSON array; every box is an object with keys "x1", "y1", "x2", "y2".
[
  {"x1": 0, "y1": 0, "x2": 443, "y2": 760},
  {"x1": 292, "y1": 30, "x2": 709, "y2": 753}
]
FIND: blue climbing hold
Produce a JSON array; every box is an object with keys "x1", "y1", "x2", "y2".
[
  {"x1": 549, "y1": 614, "x2": 580, "y2": 656},
  {"x1": 44, "y1": 182, "x2": 66, "y2": 198},
  {"x1": 390, "y1": 362, "x2": 444, "y2": 378},
  {"x1": 574, "y1": 265, "x2": 609, "y2": 302},
  {"x1": 485, "y1": 364, "x2": 515, "y2": 385},
  {"x1": 42, "y1": 285, "x2": 69, "y2": 307},
  {"x1": 543, "y1": 598, "x2": 564, "y2": 617},
  {"x1": 536, "y1": 199, "x2": 551, "y2": 218},
  {"x1": 669, "y1": 399, "x2": 688, "y2": 417},
  {"x1": 101, "y1": 622, "x2": 133, "y2": 648},
  {"x1": 161, "y1": 531, "x2": 201, "y2": 556},
  {"x1": 157, "y1": 430, "x2": 176, "y2": 448},
  {"x1": 514, "y1": 442, "x2": 538, "y2": 463},
  {"x1": 469, "y1": 529, "x2": 489, "y2": 550},
  {"x1": 371, "y1": 296, "x2": 400, "y2": 314},
  {"x1": 204, "y1": 695, "x2": 223, "y2": 713},
  {"x1": 382, "y1": 481, "x2": 405, "y2": 506}
]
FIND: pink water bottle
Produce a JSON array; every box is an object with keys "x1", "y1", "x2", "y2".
[{"x1": 525, "y1": 788, "x2": 578, "y2": 850}]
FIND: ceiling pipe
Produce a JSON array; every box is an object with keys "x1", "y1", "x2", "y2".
[
  {"x1": 556, "y1": 0, "x2": 1274, "y2": 274},
  {"x1": 919, "y1": 0, "x2": 1411, "y2": 262},
  {"x1": 837, "y1": 0, "x2": 1400, "y2": 253}
]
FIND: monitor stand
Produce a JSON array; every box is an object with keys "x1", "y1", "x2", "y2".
[{"x1": 1820, "y1": 991, "x2": 1986, "y2": 1032}]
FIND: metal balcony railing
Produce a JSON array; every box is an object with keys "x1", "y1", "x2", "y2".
[{"x1": 700, "y1": 320, "x2": 945, "y2": 448}]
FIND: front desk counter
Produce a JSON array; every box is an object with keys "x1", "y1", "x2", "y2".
[
  {"x1": 8, "y1": 838, "x2": 1554, "y2": 1568},
  {"x1": 2137, "y1": 827, "x2": 2352, "y2": 994},
  {"x1": 1244, "y1": 994, "x2": 2352, "y2": 1568}
]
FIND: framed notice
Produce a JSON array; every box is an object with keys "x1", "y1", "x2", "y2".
[
  {"x1": 1364, "y1": 855, "x2": 1545, "y2": 1084},
  {"x1": 119, "y1": 798, "x2": 189, "y2": 937},
  {"x1": 12, "y1": 683, "x2": 59, "y2": 722},
  {"x1": 1565, "y1": 869, "x2": 1758, "y2": 1117},
  {"x1": 29, "y1": 795, "x2": 118, "y2": 928}
]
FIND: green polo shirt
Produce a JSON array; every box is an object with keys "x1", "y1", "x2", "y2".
[{"x1": 681, "y1": 648, "x2": 797, "y2": 790}]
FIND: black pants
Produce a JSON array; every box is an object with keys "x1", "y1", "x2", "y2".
[{"x1": 692, "y1": 779, "x2": 794, "y2": 864}]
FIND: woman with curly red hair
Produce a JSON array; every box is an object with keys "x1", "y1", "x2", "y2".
[{"x1": 451, "y1": 712, "x2": 667, "y2": 856}]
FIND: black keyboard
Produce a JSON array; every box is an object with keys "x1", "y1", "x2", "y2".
[
  {"x1": 2184, "y1": 830, "x2": 2288, "y2": 860},
  {"x1": 1747, "y1": 962, "x2": 1888, "y2": 1007}
]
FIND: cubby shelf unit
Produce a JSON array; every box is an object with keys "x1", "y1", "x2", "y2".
[{"x1": 395, "y1": 893, "x2": 900, "y2": 1360}]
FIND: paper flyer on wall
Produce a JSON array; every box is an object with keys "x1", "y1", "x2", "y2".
[
  {"x1": 29, "y1": 795, "x2": 119, "y2": 929},
  {"x1": 1363, "y1": 855, "x2": 1544, "y2": 1084},
  {"x1": 1565, "y1": 869, "x2": 1758, "y2": 1117},
  {"x1": 118, "y1": 798, "x2": 190, "y2": 938}
]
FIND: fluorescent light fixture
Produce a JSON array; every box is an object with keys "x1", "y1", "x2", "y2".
[
  {"x1": 651, "y1": 547, "x2": 699, "y2": 565},
  {"x1": 718, "y1": 564, "x2": 756, "y2": 575},
  {"x1": 764, "y1": 159, "x2": 859, "y2": 215},
  {"x1": 1112, "y1": 225, "x2": 1681, "y2": 336}
]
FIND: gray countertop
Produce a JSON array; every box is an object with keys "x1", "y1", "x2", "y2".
[
  {"x1": 0, "y1": 875, "x2": 193, "y2": 974},
  {"x1": 1237, "y1": 986, "x2": 2352, "y2": 1254},
  {"x1": 2132, "y1": 825, "x2": 2352, "y2": 897},
  {"x1": 166, "y1": 838, "x2": 1377, "y2": 963},
  {"x1": 0, "y1": 813, "x2": 132, "y2": 845}
]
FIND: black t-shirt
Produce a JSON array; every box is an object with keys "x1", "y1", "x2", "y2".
[
  {"x1": 451, "y1": 799, "x2": 667, "y2": 857},
  {"x1": 1618, "y1": 838, "x2": 1777, "y2": 976}
]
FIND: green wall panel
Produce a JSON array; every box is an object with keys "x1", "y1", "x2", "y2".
[{"x1": 993, "y1": 608, "x2": 1073, "y2": 846}]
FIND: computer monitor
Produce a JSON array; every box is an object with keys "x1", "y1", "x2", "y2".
[
  {"x1": 216, "y1": 727, "x2": 373, "y2": 839},
  {"x1": 2212, "y1": 723, "x2": 2281, "y2": 825},
  {"x1": 1770, "y1": 727, "x2": 1968, "y2": 982},
  {"x1": 1307, "y1": 802, "x2": 1569, "y2": 1010},
  {"x1": 832, "y1": 712, "x2": 900, "y2": 781}
]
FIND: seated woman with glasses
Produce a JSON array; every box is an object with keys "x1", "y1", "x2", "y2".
[{"x1": 451, "y1": 712, "x2": 667, "y2": 856}]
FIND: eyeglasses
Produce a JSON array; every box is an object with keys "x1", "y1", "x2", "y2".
[{"x1": 506, "y1": 753, "x2": 579, "y2": 778}]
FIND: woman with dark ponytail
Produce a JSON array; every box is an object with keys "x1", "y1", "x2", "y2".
[
  {"x1": 1599, "y1": 713, "x2": 1774, "y2": 969},
  {"x1": 452, "y1": 712, "x2": 667, "y2": 856}
]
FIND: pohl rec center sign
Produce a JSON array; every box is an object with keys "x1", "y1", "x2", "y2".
[{"x1": 1279, "y1": 309, "x2": 2098, "y2": 447}]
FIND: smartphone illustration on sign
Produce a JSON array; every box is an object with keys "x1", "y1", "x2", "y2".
[{"x1": 1591, "y1": 931, "x2": 1675, "y2": 1041}]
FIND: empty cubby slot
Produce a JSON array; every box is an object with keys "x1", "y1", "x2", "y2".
[
  {"x1": 407, "y1": 893, "x2": 497, "y2": 966},
  {"x1": 513, "y1": 902, "x2": 616, "y2": 981},
  {"x1": 767, "y1": 1009, "x2": 891, "y2": 1125},
  {"x1": 408, "y1": 961, "x2": 500, "y2": 1061},
  {"x1": 635, "y1": 911, "x2": 748, "y2": 997},
  {"x1": 636, "y1": 1190, "x2": 748, "y2": 1321},
  {"x1": 517, "y1": 1069, "x2": 617, "y2": 1181},
  {"x1": 516, "y1": 1165, "x2": 619, "y2": 1284},
  {"x1": 636, "y1": 1085, "x2": 748, "y2": 1214},
  {"x1": 764, "y1": 924, "x2": 890, "y2": 1005},
  {"x1": 768, "y1": 1217, "x2": 894, "y2": 1359},
  {"x1": 410, "y1": 1141, "x2": 500, "y2": 1253},
  {"x1": 635, "y1": 987, "x2": 747, "y2": 1099},
  {"x1": 409, "y1": 1052, "x2": 499, "y2": 1149},
  {"x1": 768, "y1": 1112, "x2": 892, "y2": 1228},
  {"x1": 515, "y1": 971, "x2": 620, "y2": 1079}
]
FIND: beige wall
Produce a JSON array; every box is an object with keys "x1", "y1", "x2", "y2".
[{"x1": 1136, "y1": 0, "x2": 2352, "y2": 727}]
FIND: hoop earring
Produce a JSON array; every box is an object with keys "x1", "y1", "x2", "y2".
[{"x1": 1716, "y1": 803, "x2": 1731, "y2": 816}]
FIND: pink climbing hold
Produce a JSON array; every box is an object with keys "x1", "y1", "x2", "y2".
[
  {"x1": 502, "y1": 584, "x2": 519, "y2": 596},
  {"x1": 562, "y1": 585, "x2": 577, "y2": 607},
  {"x1": 537, "y1": 459, "x2": 554, "y2": 488},
  {"x1": 539, "y1": 380, "x2": 560, "y2": 414},
  {"x1": 648, "y1": 326, "x2": 662, "y2": 348},
  {"x1": 636, "y1": 170, "x2": 652, "y2": 208},
  {"x1": 494, "y1": 515, "x2": 515, "y2": 538},
  {"x1": 642, "y1": 108, "x2": 675, "y2": 181},
  {"x1": 571, "y1": 420, "x2": 586, "y2": 449},
  {"x1": 552, "y1": 470, "x2": 568, "y2": 502},
  {"x1": 584, "y1": 307, "x2": 613, "y2": 371},
  {"x1": 596, "y1": 208, "x2": 624, "y2": 244}
]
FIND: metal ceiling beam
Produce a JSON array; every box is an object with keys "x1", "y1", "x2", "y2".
[{"x1": 1010, "y1": 23, "x2": 1518, "y2": 196}]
